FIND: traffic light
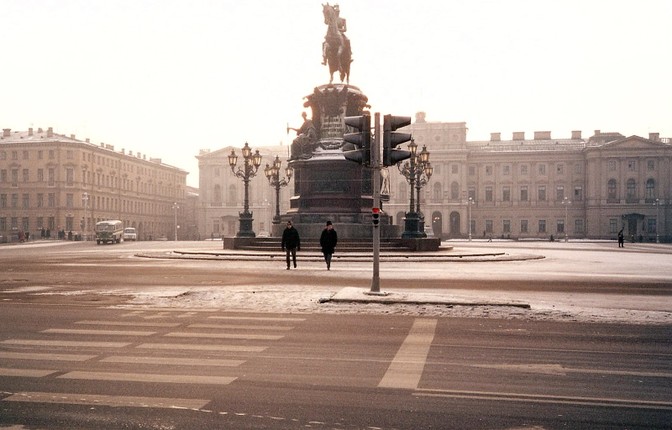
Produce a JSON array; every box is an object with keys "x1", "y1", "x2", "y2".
[
  {"x1": 372, "y1": 207, "x2": 380, "y2": 227},
  {"x1": 383, "y1": 114, "x2": 412, "y2": 166},
  {"x1": 342, "y1": 113, "x2": 371, "y2": 166}
]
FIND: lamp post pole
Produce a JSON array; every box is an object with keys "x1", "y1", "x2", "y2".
[
  {"x1": 172, "y1": 202, "x2": 179, "y2": 241},
  {"x1": 399, "y1": 140, "x2": 432, "y2": 238},
  {"x1": 82, "y1": 192, "x2": 89, "y2": 241},
  {"x1": 228, "y1": 142, "x2": 262, "y2": 238},
  {"x1": 264, "y1": 155, "x2": 293, "y2": 224},
  {"x1": 655, "y1": 198, "x2": 660, "y2": 243},
  {"x1": 468, "y1": 196, "x2": 474, "y2": 241},
  {"x1": 563, "y1": 197, "x2": 571, "y2": 242}
]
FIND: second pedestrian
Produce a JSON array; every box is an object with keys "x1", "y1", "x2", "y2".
[{"x1": 320, "y1": 220, "x2": 338, "y2": 270}]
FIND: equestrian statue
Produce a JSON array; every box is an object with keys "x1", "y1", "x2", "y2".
[{"x1": 322, "y1": 3, "x2": 352, "y2": 84}]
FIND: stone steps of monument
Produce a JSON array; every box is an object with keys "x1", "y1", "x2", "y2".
[{"x1": 233, "y1": 237, "x2": 433, "y2": 252}]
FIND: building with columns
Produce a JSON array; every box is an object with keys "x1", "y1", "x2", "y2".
[
  {"x1": 0, "y1": 127, "x2": 188, "y2": 242},
  {"x1": 196, "y1": 144, "x2": 292, "y2": 239},
  {"x1": 385, "y1": 112, "x2": 670, "y2": 241}
]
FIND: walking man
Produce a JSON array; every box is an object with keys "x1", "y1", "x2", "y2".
[
  {"x1": 618, "y1": 228, "x2": 624, "y2": 248},
  {"x1": 281, "y1": 221, "x2": 301, "y2": 269},
  {"x1": 320, "y1": 220, "x2": 338, "y2": 270}
]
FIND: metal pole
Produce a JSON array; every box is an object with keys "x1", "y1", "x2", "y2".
[
  {"x1": 468, "y1": 197, "x2": 472, "y2": 241},
  {"x1": 656, "y1": 199, "x2": 660, "y2": 243},
  {"x1": 371, "y1": 112, "x2": 381, "y2": 294}
]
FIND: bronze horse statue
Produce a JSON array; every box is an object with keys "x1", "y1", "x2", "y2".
[{"x1": 322, "y1": 3, "x2": 351, "y2": 84}]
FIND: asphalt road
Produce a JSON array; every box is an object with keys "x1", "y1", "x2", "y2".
[{"x1": 0, "y1": 240, "x2": 671, "y2": 429}]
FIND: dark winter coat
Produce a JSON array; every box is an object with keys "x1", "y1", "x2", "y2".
[
  {"x1": 281, "y1": 226, "x2": 301, "y2": 250},
  {"x1": 320, "y1": 228, "x2": 338, "y2": 255}
]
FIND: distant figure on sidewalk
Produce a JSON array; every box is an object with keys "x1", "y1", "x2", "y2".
[
  {"x1": 618, "y1": 228, "x2": 624, "y2": 248},
  {"x1": 320, "y1": 220, "x2": 338, "y2": 270},
  {"x1": 281, "y1": 221, "x2": 301, "y2": 270}
]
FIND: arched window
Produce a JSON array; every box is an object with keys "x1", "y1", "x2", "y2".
[
  {"x1": 213, "y1": 184, "x2": 222, "y2": 205},
  {"x1": 626, "y1": 179, "x2": 637, "y2": 200},
  {"x1": 646, "y1": 178, "x2": 655, "y2": 199},
  {"x1": 450, "y1": 181, "x2": 459, "y2": 200},
  {"x1": 608, "y1": 179, "x2": 617, "y2": 200},
  {"x1": 227, "y1": 184, "x2": 237, "y2": 205},
  {"x1": 433, "y1": 182, "x2": 442, "y2": 200}
]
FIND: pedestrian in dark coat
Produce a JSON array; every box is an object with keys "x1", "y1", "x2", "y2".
[
  {"x1": 618, "y1": 228, "x2": 624, "y2": 248},
  {"x1": 319, "y1": 220, "x2": 338, "y2": 270},
  {"x1": 281, "y1": 221, "x2": 301, "y2": 269}
]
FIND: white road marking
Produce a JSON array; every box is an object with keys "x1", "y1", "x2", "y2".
[
  {"x1": 1, "y1": 339, "x2": 131, "y2": 348},
  {"x1": 3, "y1": 391, "x2": 210, "y2": 409},
  {"x1": 0, "y1": 368, "x2": 57, "y2": 378},
  {"x1": 42, "y1": 328, "x2": 156, "y2": 336},
  {"x1": 208, "y1": 316, "x2": 305, "y2": 322},
  {"x1": 75, "y1": 320, "x2": 181, "y2": 327},
  {"x1": 137, "y1": 343, "x2": 266, "y2": 352},
  {"x1": 58, "y1": 371, "x2": 236, "y2": 385},
  {"x1": 188, "y1": 323, "x2": 294, "y2": 331},
  {"x1": 0, "y1": 351, "x2": 95, "y2": 362},
  {"x1": 414, "y1": 388, "x2": 672, "y2": 410},
  {"x1": 101, "y1": 355, "x2": 245, "y2": 367},
  {"x1": 378, "y1": 318, "x2": 437, "y2": 390},
  {"x1": 164, "y1": 332, "x2": 283, "y2": 340}
]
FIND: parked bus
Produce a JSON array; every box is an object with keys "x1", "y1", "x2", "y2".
[{"x1": 95, "y1": 220, "x2": 124, "y2": 244}]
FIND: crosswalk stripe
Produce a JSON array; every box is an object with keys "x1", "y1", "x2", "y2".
[
  {"x1": 208, "y1": 316, "x2": 305, "y2": 322},
  {"x1": 1, "y1": 339, "x2": 131, "y2": 348},
  {"x1": 164, "y1": 332, "x2": 284, "y2": 340},
  {"x1": 379, "y1": 318, "x2": 438, "y2": 390},
  {"x1": 137, "y1": 343, "x2": 266, "y2": 352},
  {"x1": 0, "y1": 351, "x2": 95, "y2": 362},
  {"x1": 3, "y1": 391, "x2": 210, "y2": 409},
  {"x1": 59, "y1": 371, "x2": 236, "y2": 385},
  {"x1": 42, "y1": 329, "x2": 156, "y2": 336},
  {"x1": 0, "y1": 368, "x2": 57, "y2": 378},
  {"x1": 100, "y1": 355, "x2": 245, "y2": 367},
  {"x1": 75, "y1": 320, "x2": 181, "y2": 327},
  {"x1": 188, "y1": 323, "x2": 294, "y2": 331}
]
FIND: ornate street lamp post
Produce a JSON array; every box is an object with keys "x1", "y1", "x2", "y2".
[
  {"x1": 398, "y1": 140, "x2": 433, "y2": 238},
  {"x1": 264, "y1": 155, "x2": 293, "y2": 224},
  {"x1": 228, "y1": 142, "x2": 262, "y2": 237},
  {"x1": 562, "y1": 197, "x2": 571, "y2": 242}
]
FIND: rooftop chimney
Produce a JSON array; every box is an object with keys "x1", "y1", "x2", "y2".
[
  {"x1": 490, "y1": 132, "x2": 501, "y2": 141},
  {"x1": 534, "y1": 131, "x2": 551, "y2": 140},
  {"x1": 571, "y1": 130, "x2": 582, "y2": 140},
  {"x1": 512, "y1": 131, "x2": 525, "y2": 141},
  {"x1": 28, "y1": 128, "x2": 33, "y2": 136},
  {"x1": 649, "y1": 132, "x2": 660, "y2": 142},
  {"x1": 2, "y1": 129, "x2": 10, "y2": 138},
  {"x1": 47, "y1": 127, "x2": 53, "y2": 138}
]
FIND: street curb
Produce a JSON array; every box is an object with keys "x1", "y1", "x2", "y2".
[{"x1": 322, "y1": 287, "x2": 532, "y2": 309}]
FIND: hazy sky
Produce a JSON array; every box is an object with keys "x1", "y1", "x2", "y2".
[{"x1": 3, "y1": 0, "x2": 670, "y2": 187}]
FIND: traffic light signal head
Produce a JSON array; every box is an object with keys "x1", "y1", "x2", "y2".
[
  {"x1": 372, "y1": 207, "x2": 380, "y2": 227},
  {"x1": 343, "y1": 113, "x2": 371, "y2": 166},
  {"x1": 383, "y1": 114, "x2": 412, "y2": 166}
]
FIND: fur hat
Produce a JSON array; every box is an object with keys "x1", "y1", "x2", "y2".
[{"x1": 326, "y1": 220, "x2": 332, "y2": 226}]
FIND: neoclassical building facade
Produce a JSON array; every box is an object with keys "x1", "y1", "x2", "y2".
[
  {"x1": 385, "y1": 113, "x2": 670, "y2": 241},
  {"x1": 198, "y1": 114, "x2": 670, "y2": 243},
  {"x1": 0, "y1": 127, "x2": 188, "y2": 241}
]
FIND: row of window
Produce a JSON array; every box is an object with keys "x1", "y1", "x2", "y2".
[
  {"x1": 470, "y1": 218, "x2": 658, "y2": 235},
  {"x1": 0, "y1": 168, "x2": 182, "y2": 198},
  {"x1": 400, "y1": 178, "x2": 658, "y2": 202},
  {"x1": 0, "y1": 193, "x2": 175, "y2": 215},
  {"x1": 459, "y1": 159, "x2": 657, "y2": 178}
]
